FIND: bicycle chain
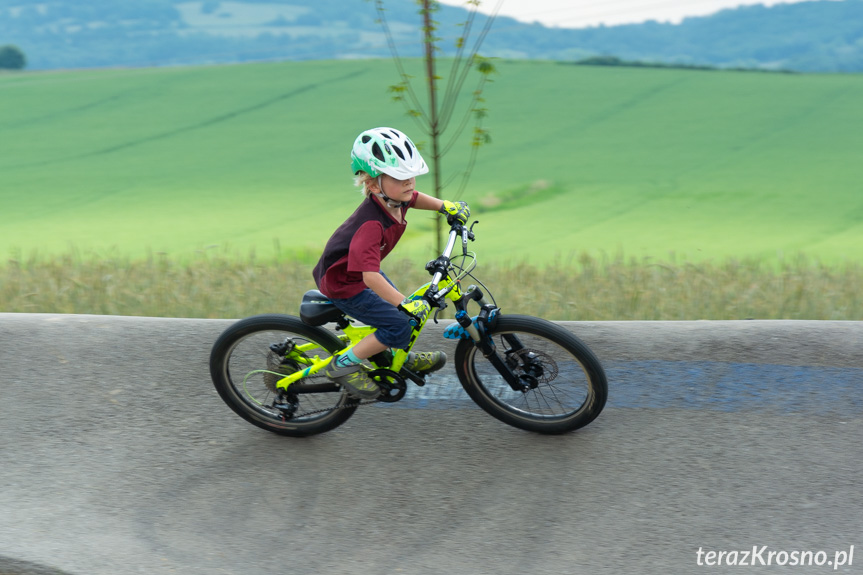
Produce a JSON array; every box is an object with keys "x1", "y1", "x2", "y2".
[
  {"x1": 286, "y1": 396, "x2": 382, "y2": 420},
  {"x1": 276, "y1": 374, "x2": 392, "y2": 419}
]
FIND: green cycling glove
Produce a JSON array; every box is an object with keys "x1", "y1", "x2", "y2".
[
  {"x1": 438, "y1": 200, "x2": 471, "y2": 225},
  {"x1": 398, "y1": 298, "x2": 431, "y2": 326}
]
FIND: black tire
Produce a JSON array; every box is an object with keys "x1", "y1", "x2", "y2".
[
  {"x1": 455, "y1": 315, "x2": 607, "y2": 434},
  {"x1": 209, "y1": 314, "x2": 358, "y2": 437}
]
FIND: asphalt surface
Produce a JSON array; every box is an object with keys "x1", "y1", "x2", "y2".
[{"x1": 1, "y1": 314, "x2": 861, "y2": 575}]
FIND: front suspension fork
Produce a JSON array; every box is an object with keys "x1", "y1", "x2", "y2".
[{"x1": 460, "y1": 295, "x2": 530, "y2": 393}]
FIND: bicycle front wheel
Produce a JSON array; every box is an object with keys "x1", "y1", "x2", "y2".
[
  {"x1": 209, "y1": 314, "x2": 358, "y2": 437},
  {"x1": 455, "y1": 315, "x2": 607, "y2": 434}
]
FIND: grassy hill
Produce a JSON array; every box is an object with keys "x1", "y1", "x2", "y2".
[{"x1": 2, "y1": 59, "x2": 863, "y2": 267}]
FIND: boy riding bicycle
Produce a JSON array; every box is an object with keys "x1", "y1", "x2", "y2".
[{"x1": 312, "y1": 127, "x2": 470, "y2": 400}]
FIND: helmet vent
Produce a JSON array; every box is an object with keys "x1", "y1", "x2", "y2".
[
  {"x1": 393, "y1": 145, "x2": 405, "y2": 160},
  {"x1": 405, "y1": 141, "x2": 413, "y2": 158},
  {"x1": 371, "y1": 142, "x2": 385, "y2": 162},
  {"x1": 381, "y1": 132, "x2": 393, "y2": 139},
  {"x1": 362, "y1": 135, "x2": 372, "y2": 144}
]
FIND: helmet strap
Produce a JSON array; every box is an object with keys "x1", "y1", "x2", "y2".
[{"x1": 375, "y1": 175, "x2": 406, "y2": 208}]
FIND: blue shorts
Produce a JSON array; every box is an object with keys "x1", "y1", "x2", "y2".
[{"x1": 330, "y1": 273, "x2": 412, "y2": 349}]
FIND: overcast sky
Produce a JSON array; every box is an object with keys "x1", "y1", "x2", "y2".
[{"x1": 436, "y1": 0, "x2": 837, "y2": 28}]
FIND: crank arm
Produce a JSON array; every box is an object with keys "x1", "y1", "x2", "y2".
[{"x1": 399, "y1": 367, "x2": 427, "y2": 387}]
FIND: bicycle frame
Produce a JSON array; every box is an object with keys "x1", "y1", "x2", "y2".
[
  {"x1": 271, "y1": 221, "x2": 480, "y2": 392},
  {"x1": 212, "y1": 218, "x2": 608, "y2": 435}
]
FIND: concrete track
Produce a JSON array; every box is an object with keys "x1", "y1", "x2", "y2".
[{"x1": 1, "y1": 314, "x2": 861, "y2": 574}]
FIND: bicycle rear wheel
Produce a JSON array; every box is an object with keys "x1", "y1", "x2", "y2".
[
  {"x1": 455, "y1": 315, "x2": 607, "y2": 434},
  {"x1": 209, "y1": 314, "x2": 358, "y2": 437}
]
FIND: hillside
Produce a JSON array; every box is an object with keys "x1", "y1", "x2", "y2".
[
  {"x1": 2, "y1": 59, "x2": 862, "y2": 266},
  {"x1": 1, "y1": 0, "x2": 862, "y2": 72}
]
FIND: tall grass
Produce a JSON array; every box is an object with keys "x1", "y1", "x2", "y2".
[
  {"x1": 481, "y1": 254, "x2": 863, "y2": 321},
  {"x1": 2, "y1": 252, "x2": 860, "y2": 320}
]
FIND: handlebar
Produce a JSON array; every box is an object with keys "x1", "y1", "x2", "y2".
[
  {"x1": 424, "y1": 220, "x2": 477, "y2": 305},
  {"x1": 444, "y1": 219, "x2": 477, "y2": 254},
  {"x1": 442, "y1": 219, "x2": 475, "y2": 260}
]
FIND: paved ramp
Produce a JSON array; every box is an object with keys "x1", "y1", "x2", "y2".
[{"x1": 1, "y1": 314, "x2": 861, "y2": 574}]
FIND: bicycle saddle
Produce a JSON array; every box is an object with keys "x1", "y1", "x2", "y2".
[{"x1": 299, "y1": 290, "x2": 346, "y2": 326}]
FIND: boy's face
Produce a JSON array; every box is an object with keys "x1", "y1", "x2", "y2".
[{"x1": 379, "y1": 174, "x2": 415, "y2": 204}]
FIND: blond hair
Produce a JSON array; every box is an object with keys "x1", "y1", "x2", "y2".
[{"x1": 353, "y1": 171, "x2": 379, "y2": 198}]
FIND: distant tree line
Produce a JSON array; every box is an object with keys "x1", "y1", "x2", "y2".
[
  {"x1": 0, "y1": 0, "x2": 861, "y2": 71},
  {"x1": 568, "y1": 55, "x2": 796, "y2": 74}
]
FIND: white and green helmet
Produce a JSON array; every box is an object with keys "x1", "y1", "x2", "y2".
[{"x1": 350, "y1": 127, "x2": 429, "y2": 179}]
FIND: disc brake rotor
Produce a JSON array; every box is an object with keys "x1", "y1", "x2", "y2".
[{"x1": 510, "y1": 348, "x2": 558, "y2": 384}]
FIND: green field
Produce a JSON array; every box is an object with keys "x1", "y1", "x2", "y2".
[{"x1": 2, "y1": 59, "x2": 862, "y2": 266}]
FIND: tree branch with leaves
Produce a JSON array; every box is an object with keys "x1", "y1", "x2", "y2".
[{"x1": 373, "y1": 0, "x2": 500, "y2": 252}]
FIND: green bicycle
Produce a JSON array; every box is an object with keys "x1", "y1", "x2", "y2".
[{"x1": 209, "y1": 218, "x2": 608, "y2": 436}]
